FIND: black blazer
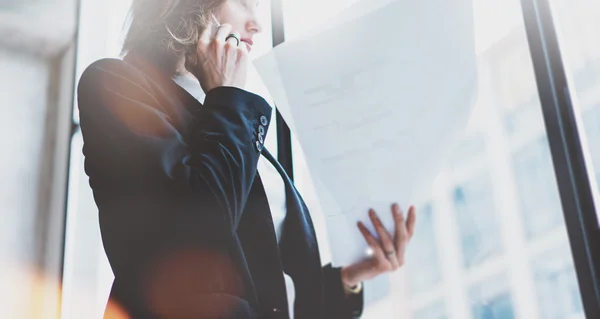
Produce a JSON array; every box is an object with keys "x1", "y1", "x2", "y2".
[{"x1": 77, "y1": 53, "x2": 364, "y2": 319}]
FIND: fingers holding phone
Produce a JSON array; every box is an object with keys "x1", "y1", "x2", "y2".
[{"x1": 187, "y1": 15, "x2": 248, "y2": 93}]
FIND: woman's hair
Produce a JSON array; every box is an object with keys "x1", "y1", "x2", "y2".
[{"x1": 122, "y1": 0, "x2": 226, "y2": 73}]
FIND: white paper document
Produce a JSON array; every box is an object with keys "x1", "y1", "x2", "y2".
[{"x1": 254, "y1": 0, "x2": 478, "y2": 266}]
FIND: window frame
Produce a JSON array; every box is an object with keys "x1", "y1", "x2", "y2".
[{"x1": 519, "y1": 0, "x2": 600, "y2": 316}]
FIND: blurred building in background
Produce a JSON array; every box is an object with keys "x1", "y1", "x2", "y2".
[{"x1": 398, "y1": 0, "x2": 600, "y2": 318}]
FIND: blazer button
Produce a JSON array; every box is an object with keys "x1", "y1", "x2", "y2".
[
  {"x1": 260, "y1": 115, "x2": 268, "y2": 126},
  {"x1": 258, "y1": 134, "x2": 264, "y2": 144},
  {"x1": 258, "y1": 125, "x2": 265, "y2": 136},
  {"x1": 255, "y1": 140, "x2": 264, "y2": 152},
  {"x1": 272, "y1": 308, "x2": 281, "y2": 313}
]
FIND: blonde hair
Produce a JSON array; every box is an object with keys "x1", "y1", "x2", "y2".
[{"x1": 122, "y1": 0, "x2": 225, "y2": 73}]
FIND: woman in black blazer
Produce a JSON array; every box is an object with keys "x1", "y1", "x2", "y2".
[{"x1": 77, "y1": 0, "x2": 417, "y2": 318}]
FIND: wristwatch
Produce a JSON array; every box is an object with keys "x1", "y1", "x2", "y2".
[{"x1": 344, "y1": 282, "x2": 363, "y2": 295}]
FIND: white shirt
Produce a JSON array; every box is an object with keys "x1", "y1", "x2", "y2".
[{"x1": 172, "y1": 74, "x2": 296, "y2": 318}]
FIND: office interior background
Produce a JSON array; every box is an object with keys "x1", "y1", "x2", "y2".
[{"x1": 1, "y1": 0, "x2": 599, "y2": 318}]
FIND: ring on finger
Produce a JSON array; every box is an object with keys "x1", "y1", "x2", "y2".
[
  {"x1": 385, "y1": 250, "x2": 396, "y2": 258},
  {"x1": 225, "y1": 32, "x2": 241, "y2": 46}
]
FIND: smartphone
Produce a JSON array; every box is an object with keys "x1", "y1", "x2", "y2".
[{"x1": 211, "y1": 13, "x2": 221, "y2": 27}]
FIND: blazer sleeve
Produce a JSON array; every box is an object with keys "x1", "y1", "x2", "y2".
[
  {"x1": 323, "y1": 264, "x2": 364, "y2": 318},
  {"x1": 77, "y1": 59, "x2": 271, "y2": 318}
]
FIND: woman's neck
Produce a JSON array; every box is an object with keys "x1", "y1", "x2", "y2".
[{"x1": 175, "y1": 55, "x2": 189, "y2": 76}]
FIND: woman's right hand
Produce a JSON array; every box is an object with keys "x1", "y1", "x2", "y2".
[{"x1": 187, "y1": 23, "x2": 249, "y2": 93}]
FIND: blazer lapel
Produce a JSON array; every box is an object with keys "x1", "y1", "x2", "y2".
[{"x1": 260, "y1": 148, "x2": 324, "y2": 318}]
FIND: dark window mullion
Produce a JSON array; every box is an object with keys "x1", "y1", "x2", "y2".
[
  {"x1": 521, "y1": 0, "x2": 600, "y2": 317},
  {"x1": 270, "y1": 0, "x2": 294, "y2": 181}
]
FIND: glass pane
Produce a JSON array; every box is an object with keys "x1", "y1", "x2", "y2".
[
  {"x1": 414, "y1": 301, "x2": 449, "y2": 319},
  {"x1": 533, "y1": 244, "x2": 585, "y2": 319},
  {"x1": 407, "y1": 203, "x2": 443, "y2": 294},
  {"x1": 512, "y1": 137, "x2": 564, "y2": 239},
  {"x1": 453, "y1": 173, "x2": 503, "y2": 269},
  {"x1": 61, "y1": 131, "x2": 112, "y2": 318},
  {"x1": 469, "y1": 275, "x2": 516, "y2": 319},
  {"x1": 285, "y1": 0, "x2": 584, "y2": 318},
  {"x1": 550, "y1": 0, "x2": 600, "y2": 205}
]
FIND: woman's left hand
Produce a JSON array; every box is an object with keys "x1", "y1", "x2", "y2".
[{"x1": 340, "y1": 204, "x2": 417, "y2": 288}]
